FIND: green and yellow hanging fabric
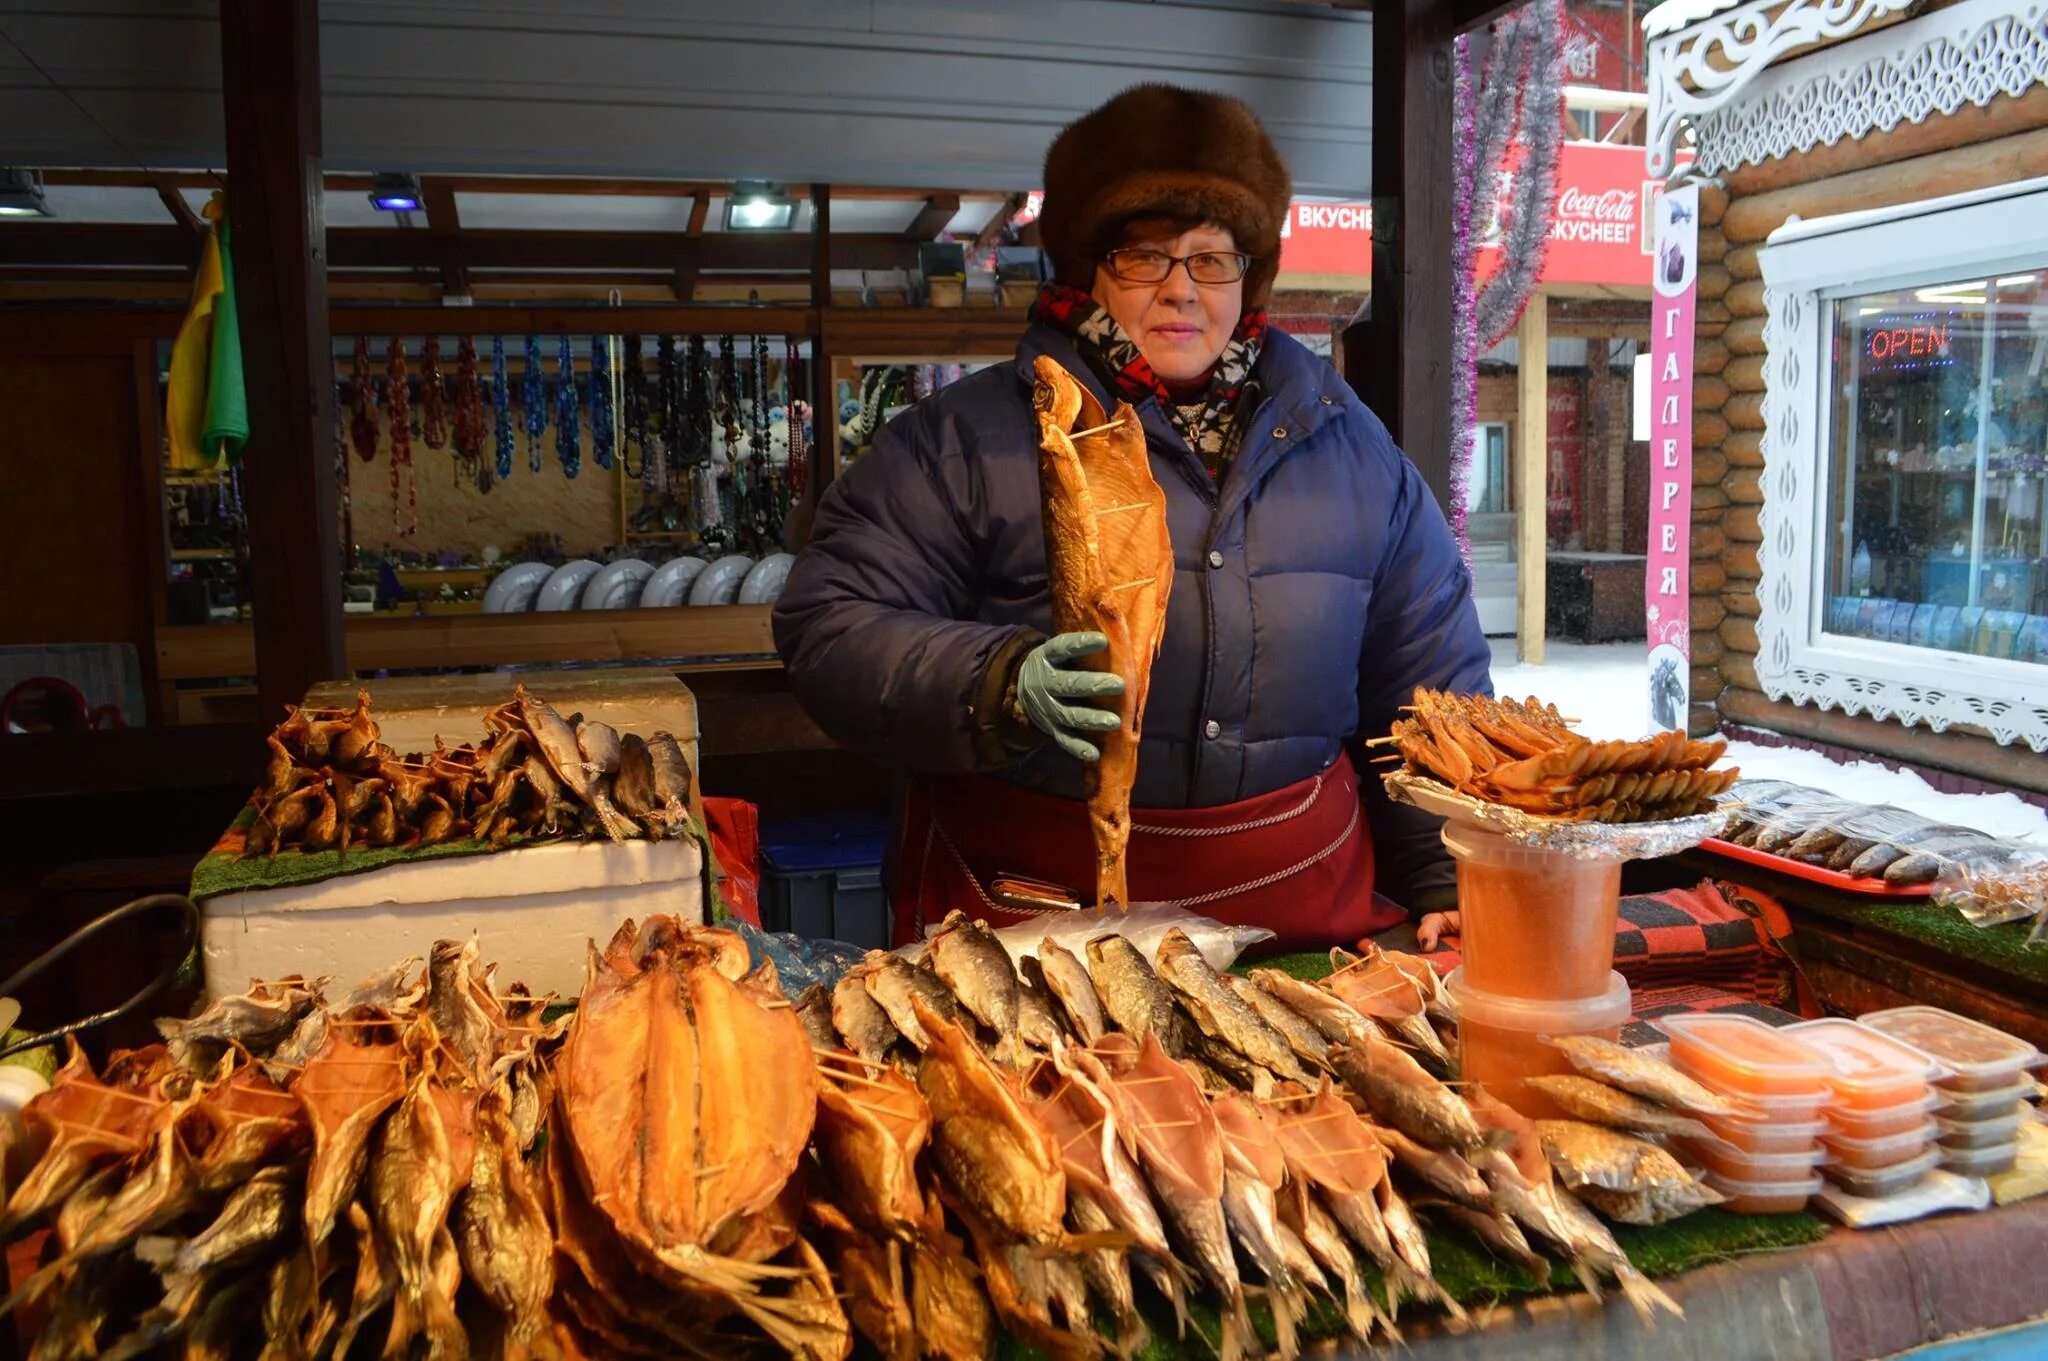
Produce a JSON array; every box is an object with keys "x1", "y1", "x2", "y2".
[{"x1": 166, "y1": 192, "x2": 249, "y2": 468}]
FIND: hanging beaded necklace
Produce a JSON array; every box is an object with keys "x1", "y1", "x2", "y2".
[
  {"x1": 453, "y1": 337, "x2": 487, "y2": 492},
  {"x1": 589, "y1": 335, "x2": 615, "y2": 473},
  {"x1": 419, "y1": 337, "x2": 449, "y2": 452},
  {"x1": 555, "y1": 334, "x2": 581, "y2": 479},
  {"x1": 623, "y1": 334, "x2": 651, "y2": 487},
  {"x1": 522, "y1": 335, "x2": 546, "y2": 474},
  {"x1": 491, "y1": 336, "x2": 514, "y2": 483},
  {"x1": 349, "y1": 337, "x2": 377, "y2": 462},
  {"x1": 784, "y1": 336, "x2": 807, "y2": 513},
  {"x1": 384, "y1": 338, "x2": 416, "y2": 537}
]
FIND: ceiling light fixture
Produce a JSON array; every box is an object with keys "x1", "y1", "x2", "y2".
[
  {"x1": 725, "y1": 180, "x2": 794, "y2": 231},
  {"x1": 0, "y1": 168, "x2": 52, "y2": 218},
  {"x1": 368, "y1": 171, "x2": 424, "y2": 213}
]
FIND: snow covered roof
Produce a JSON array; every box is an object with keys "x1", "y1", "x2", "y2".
[{"x1": 1642, "y1": 0, "x2": 1745, "y2": 39}]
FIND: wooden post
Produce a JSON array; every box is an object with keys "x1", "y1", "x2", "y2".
[
  {"x1": 1344, "y1": 0, "x2": 1456, "y2": 506},
  {"x1": 809, "y1": 184, "x2": 836, "y2": 493},
  {"x1": 220, "y1": 0, "x2": 344, "y2": 723},
  {"x1": 1516, "y1": 290, "x2": 1548, "y2": 664}
]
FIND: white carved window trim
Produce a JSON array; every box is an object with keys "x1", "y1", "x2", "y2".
[
  {"x1": 1757, "y1": 179, "x2": 2048, "y2": 752},
  {"x1": 1644, "y1": 0, "x2": 2048, "y2": 178}
]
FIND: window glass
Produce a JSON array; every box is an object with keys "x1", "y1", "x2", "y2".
[{"x1": 1824, "y1": 271, "x2": 2048, "y2": 665}]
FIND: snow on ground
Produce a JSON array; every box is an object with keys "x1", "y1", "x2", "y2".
[{"x1": 1485, "y1": 639, "x2": 2048, "y2": 848}]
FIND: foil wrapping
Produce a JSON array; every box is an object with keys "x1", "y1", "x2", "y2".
[{"x1": 1381, "y1": 769, "x2": 1732, "y2": 863}]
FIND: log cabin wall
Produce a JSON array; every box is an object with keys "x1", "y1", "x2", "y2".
[{"x1": 1690, "y1": 82, "x2": 2048, "y2": 790}]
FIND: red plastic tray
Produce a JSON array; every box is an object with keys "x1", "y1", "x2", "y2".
[{"x1": 1699, "y1": 837, "x2": 1935, "y2": 897}]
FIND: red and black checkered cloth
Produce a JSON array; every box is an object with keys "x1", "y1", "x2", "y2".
[{"x1": 1424, "y1": 877, "x2": 1811, "y2": 1014}]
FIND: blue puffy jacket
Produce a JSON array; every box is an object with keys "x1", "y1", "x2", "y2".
[{"x1": 774, "y1": 321, "x2": 1492, "y2": 905}]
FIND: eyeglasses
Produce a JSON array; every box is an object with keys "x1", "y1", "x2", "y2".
[{"x1": 1101, "y1": 248, "x2": 1251, "y2": 286}]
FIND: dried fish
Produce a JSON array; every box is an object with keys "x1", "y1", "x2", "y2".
[
  {"x1": 1155, "y1": 928, "x2": 1309, "y2": 1084},
  {"x1": 1225, "y1": 974, "x2": 1331, "y2": 1072},
  {"x1": 831, "y1": 967, "x2": 903, "y2": 1065},
  {"x1": 1015, "y1": 977, "x2": 1066, "y2": 1054},
  {"x1": 1091, "y1": 1032, "x2": 1251, "y2": 1361},
  {"x1": 1086, "y1": 934, "x2": 1194, "y2": 1058},
  {"x1": 455, "y1": 1092, "x2": 554, "y2": 1344},
  {"x1": 2, "y1": 1041, "x2": 169, "y2": 1236},
  {"x1": 1378, "y1": 1172, "x2": 1466, "y2": 1323},
  {"x1": 1325, "y1": 946, "x2": 1453, "y2": 1073},
  {"x1": 1524, "y1": 1075, "x2": 1714, "y2": 1139},
  {"x1": 1330, "y1": 1033, "x2": 1496, "y2": 1155},
  {"x1": 1278, "y1": 1177, "x2": 1385, "y2": 1346},
  {"x1": 296, "y1": 1011, "x2": 407, "y2": 1259},
  {"x1": 614, "y1": 732, "x2": 661, "y2": 823},
  {"x1": 157, "y1": 976, "x2": 326, "y2": 1073},
  {"x1": 1036, "y1": 938, "x2": 1107, "y2": 1046},
  {"x1": 792, "y1": 984, "x2": 838, "y2": 1053},
  {"x1": 647, "y1": 730, "x2": 694, "y2": 834},
  {"x1": 1268, "y1": 1081, "x2": 1419, "y2": 1316},
  {"x1": 1413, "y1": 1198, "x2": 1549, "y2": 1280},
  {"x1": 862, "y1": 953, "x2": 960, "y2": 1053},
  {"x1": 1212, "y1": 1092, "x2": 1314, "y2": 1359},
  {"x1": 1546, "y1": 1034, "x2": 1742, "y2": 1117},
  {"x1": 518, "y1": 687, "x2": 635, "y2": 841},
  {"x1": 811, "y1": 1199, "x2": 915, "y2": 1361},
  {"x1": 1248, "y1": 968, "x2": 1382, "y2": 1051},
  {"x1": 927, "y1": 911, "x2": 1023, "y2": 1061},
  {"x1": 814, "y1": 1059, "x2": 929, "y2": 1241},
  {"x1": 908, "y1": 1187, "x2": 994, "y2": 1361},
  {"x1": 1377, "y1": 1125, "x2": 1491, "y2": 1210},
  {"x1": 913, "y1": 997, "x2": 1065, "y2": 1245}
]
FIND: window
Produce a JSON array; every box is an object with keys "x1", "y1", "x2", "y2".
[
  {"x1": 1825, "y1": 273, "x2": 2048, "y2": 662},
  {"x1": 1466, "y1": 421, "x2": 1511, "y2": 516},
  {"x1": 1757, "y1": 177, "x2": 2048, "y2": 751}
]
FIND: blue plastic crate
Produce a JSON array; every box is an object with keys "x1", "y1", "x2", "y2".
[{"x1": 759, "y1": 812, "x2": 891, "y2": 948}]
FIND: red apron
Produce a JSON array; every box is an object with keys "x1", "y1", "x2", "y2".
[{"x1": 892, "y1": 756, "x2": 1399, "y2": 951}]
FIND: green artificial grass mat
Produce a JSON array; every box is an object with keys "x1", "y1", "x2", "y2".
[
  {"x1": 1807, "y1": 899, "x2": 2048, "y2": 986},
  {"x1": 1230, "y1": 950, "x2": 1332, "y2": 981}
]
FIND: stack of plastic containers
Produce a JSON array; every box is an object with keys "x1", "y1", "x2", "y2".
[
  {"x1": 1440, "y1": 824, "x2": 1628, "y2": 1118},
  {"x1": 1861, "y1": 1006, "x2": 2044, "y2": 1179},
  {"x1": 1787, "y1": 1018, "x2": 1946, "y2": 1199},
  {"x1": 1661, "y1": 1014, "x2": 1832, "y2": 1211}
]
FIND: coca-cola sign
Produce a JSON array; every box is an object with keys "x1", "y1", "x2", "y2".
[{"x1": 1557, "y1": 187, "x2": 1635, "y2": 220}]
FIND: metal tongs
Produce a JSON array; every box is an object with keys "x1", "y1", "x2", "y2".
[{"x1": 0, "y1": 894, "x2": 200, "y2": 1060}]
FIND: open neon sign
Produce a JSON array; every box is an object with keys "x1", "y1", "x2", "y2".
[{"x1": 1866, "y1": 323, "x2": 1951, "y2": 363}]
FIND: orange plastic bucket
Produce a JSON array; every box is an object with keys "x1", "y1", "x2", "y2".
[{"x1": 1441, "y1": 823, "x2": 1621, "y2": 1000}]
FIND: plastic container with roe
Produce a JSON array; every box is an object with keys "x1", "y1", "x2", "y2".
[
  {"x1": 1703, "y1": 1169, "x2": 1821, "y2": 1214},
  {"x1": 1698, "y1": 1111, "x2": 1828, "y2": 1155},
  {"x1": 1441, "y1": 824, "x2": 1621, "y2": 1000},
  {"x1": 1826, "y1": 1090, "x2": 1943, "y2": 1142},
  {"x1": 1818, "y1": 1118, "x2": 1938, "y2": 1170},
  {"x1": 1785, "y1": 1018, "x2": 1947, "y2": 1112},
  {"x1": 1940, "y1": 1076, "x2": 2037, "y2": 1120},
  {"x1": 1661, "y1": 1014, "x2": 1834, "y2": 1098},
  {"x1": 1677, "y1": 1136, "x2": 1826, "y2": 1185},
  {"x1": 1444, "y1": 967, "x2": 1631, "y2": 1119},
  {"x1": 1858, "y1": 1006, "x2": 2043, "y2": 1094}
]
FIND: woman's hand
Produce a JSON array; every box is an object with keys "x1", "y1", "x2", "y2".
[
  {"x1": 1013, "y1": 632, "x2": 1125, "y2": 762},
  {"x1": 1415, "y1": 910, "x2": 1461, "y2": 952}
]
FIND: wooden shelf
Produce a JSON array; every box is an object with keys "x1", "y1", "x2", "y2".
[
  {"x1": 171, "y1": 547, "x2": 237, "y2": 561},
  {"x1": 156, "y1": 603, "x2": 779, "y2": 681}
]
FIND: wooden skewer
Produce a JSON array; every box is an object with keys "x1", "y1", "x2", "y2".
[
  {"x1": 1067, "y1": 419, "x2": 1125, "y2": 440},
  {"x1": 1136, "y1": 1118, "x2": 1200, "y2": 1133}
]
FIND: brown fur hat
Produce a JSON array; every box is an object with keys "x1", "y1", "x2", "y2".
[{"x1": 1039, "y1": 84, "x2": 1292, "y2": 307}]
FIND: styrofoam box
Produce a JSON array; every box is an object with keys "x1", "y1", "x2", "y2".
[{"x1": 201, "y1": 837, "x2": 702, "y2": 1001}]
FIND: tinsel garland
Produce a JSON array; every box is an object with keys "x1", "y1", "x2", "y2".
[
  {"x1": 1475, "y1": 0, "x2": 1566, "y2": 348},
  {"x1": 523, "y1": 335, "x2": 546, "y2": 474},
  {"x1": 590, "y1": 336, "x2": 615, "y2": 472},
  {"x1": 492, "y1": 336, "x2": 514, "y2": 482},
  {"x1": 1447, "y1": 0, "x2": 1566, "y2": 561},
  {"x1": 555, "y1": 334, "x2": 581, "y2": 479}
]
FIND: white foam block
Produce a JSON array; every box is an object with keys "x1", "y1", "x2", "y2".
[
  {"x1": 1811, "y1": 1167, "x2": 1991, "y2": 1227},
  {"x1": 201, "y1": 837, "x2": 702, "y2": 1001}
]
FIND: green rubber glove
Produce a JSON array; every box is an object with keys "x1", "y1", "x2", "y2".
[{"x1": 1015, "y1": 631, "x2": 1125, "y2": 763}]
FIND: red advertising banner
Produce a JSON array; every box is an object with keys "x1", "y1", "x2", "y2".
[
  {"x1": 1475, "y1": 142, "x2": 1661, "y2": 289},
  {"x1": 1645, "y1": 181, "x2": 1700, "y2": 732},
  {"x1": 1546, "y1": 379, "x2": 1584, "y2": 547},
  {"x1": 1277, "y1": 200, "x2": 1373, "y2": 278}
]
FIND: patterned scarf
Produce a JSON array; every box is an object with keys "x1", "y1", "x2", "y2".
[{"x1": 1031, "y1": 283, "x2": 1267, "y2": 476}]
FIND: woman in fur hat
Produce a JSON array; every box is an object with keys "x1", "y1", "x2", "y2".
[{"x1": 775, "y1": 85, "x2": 1491, "y2": 950}]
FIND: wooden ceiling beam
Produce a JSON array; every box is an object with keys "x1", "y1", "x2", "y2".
[
  {"x1": 155, "y1": 181, "x2": 205, "y2": 239},
  {"x1": 904, "y1": 193, "x2": 962, "y2": 240},
  {"x1": 420, "y1": 176, "x2": 469, "y2": 296},
  {"x1": 0, "y1": 223, "x2": 922, "y2": 273}
]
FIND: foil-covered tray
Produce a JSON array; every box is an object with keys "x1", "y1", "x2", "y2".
[{"x1": 1381, "y1": 768, "x2": 1732, "y2": 862}]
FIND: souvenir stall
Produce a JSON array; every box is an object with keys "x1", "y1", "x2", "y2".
[{"x1": 1643, "y1": 0, "x2": 2048, "y2": 1044}]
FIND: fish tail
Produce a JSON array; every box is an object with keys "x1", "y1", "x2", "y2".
[
  {"x1": 665, "y1": 795, "x2": 689, "y2": 834},
  {"x1": 1617, "y1": 1266, "x2": 1683, "y2": 1326},
  {"x1": 1137, "y1": 1256, "x2": 1188, "y2": 1340},
  {"x1": 592, "y1": 794, "x2": 637, "y2": 842},
  {"x1": 1568, "y1": 1259, "x2": 1606, "y2": 1301},
  {"x1": 1262, "y1": 1282, "x2": 1306, "y2": 1361},
  {"x1": 1216, "y1": 1287, "x2": 1255, "y2": 1361}
]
